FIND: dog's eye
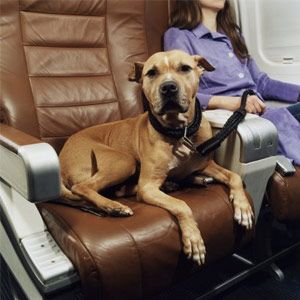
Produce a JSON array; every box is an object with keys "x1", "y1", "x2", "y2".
[
  {"x1": 146, "y1": 69, "x2": 157, "y2": 78},
  {"x1": 180, "y1": 65, "x2": 192, "y2": 72}
]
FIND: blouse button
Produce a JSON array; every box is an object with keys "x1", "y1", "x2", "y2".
[
  {"x1": 228, "y1": 52, "x2": 234, "y2": 58},
  {"x1": 238, "y1": 73, "x2": 244, "y2": 78}
]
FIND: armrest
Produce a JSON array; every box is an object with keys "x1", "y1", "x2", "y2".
[
  {"x1": 0, "y1": 126, "x2": 78, "y2": 294},
  {"x1": 203, "y1": 109, "x2": 278, "y2": 164},
  {"x1": 0, "y1": 124, "x2": 60, "y2": 202},
  {"x1": 266, "y1": 100, "x2": 290, "y2": 108},
  {"x1": 203, "y1": 110, "x2": 278, "y2": 219}
]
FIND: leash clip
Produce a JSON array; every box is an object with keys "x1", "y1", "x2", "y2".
[{"x1": 180, "y1": 126, "x2": 197, "y2": 152}]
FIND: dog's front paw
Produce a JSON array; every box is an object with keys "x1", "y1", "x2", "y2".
[
  {"x1": 182, "y1": 225, "x2": 206, "y2": 266},
  {"x1": 230, "y1": 193, "x2": 254, "y2": 229},
  {"x1": 106, "y1": 203, "x2": 134, "y2": 217}
]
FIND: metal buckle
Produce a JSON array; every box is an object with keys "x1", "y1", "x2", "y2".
[{"x1": 180, "y1": 127, "x2": 197, "y2": 152}]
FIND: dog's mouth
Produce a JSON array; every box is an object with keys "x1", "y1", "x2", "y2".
[
  {"x1": 157, "y1": 98, "x2": 188, "y2": 115},
  {"x1": 149, "y1": 96, "x2": 193, "y2": 129}
]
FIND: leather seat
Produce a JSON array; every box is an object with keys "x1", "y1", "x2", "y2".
[
  {"x1": 267, "y1": 167, "x2": 300, "y2": 221},
  {"x1": 39, "y1": 186, "x2": 250, "y2": 299},
  {"x1": 1, "y1": 0, "x2": 253, "y2": 299}
]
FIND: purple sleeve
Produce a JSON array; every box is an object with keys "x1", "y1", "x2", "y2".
[
  {"x1": 196, "y1": 92, "x2": 212, "y2": 110},
  {"x1": 248, "y1": 58, "x2": 300, "y2": 103},
  {"x1": 164, "y1": 27, "x2": 194, "y2": 54}
]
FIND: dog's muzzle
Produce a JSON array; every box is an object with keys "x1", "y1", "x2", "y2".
[
  {"x1": 159, "y1": 81, "x2": 178, "y2": 98},
  {"x1": 158, "y1": 81, "x2": 187, "y2": 114}
]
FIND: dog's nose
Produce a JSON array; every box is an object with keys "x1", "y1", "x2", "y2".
[{"x1": 159, "y1": 81, "x2": 178, "y2": 97}]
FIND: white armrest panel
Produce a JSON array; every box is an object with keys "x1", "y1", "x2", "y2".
[
  {"x1": 203, "y1": 110, "x2": 278, "y2": 218},
  {"x1": 0, "y1": 142, "x2": 60, "y2": 203}
]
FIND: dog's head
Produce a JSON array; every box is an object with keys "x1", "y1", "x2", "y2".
[{"x1": 128, "y1": 50, "x2": 214, "y2": 127}]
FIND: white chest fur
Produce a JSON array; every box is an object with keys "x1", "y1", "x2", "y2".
[
  {"x1": 166, "y1": 141, "x2": 206, "y2": 180},
  {"x1": 168, "y1": 143, "x2": 193, "y2": 171}
]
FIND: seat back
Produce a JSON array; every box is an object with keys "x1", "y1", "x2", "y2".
[{"x1": 1, "y1": 0, "x2": 169, "y2": 152}]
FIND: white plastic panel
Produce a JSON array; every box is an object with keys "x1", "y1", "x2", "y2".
[
  {"x1": 239, "y1": 0, "x2": 300, "y2": 84},
  {"x1": 203, "y1": 111, "x2": 277, "y2": 218},
  {"x1": 0, "y1": 180, "x2": 46, "y2": 240},
  {"x1": 0, "y1": 181, "x2": 79, "y2": 293},
  {"x1": 0, "y1": 142, "x2": 61, "y2": 203},
  {"x1": 0, "y1": 145, "x2": 28, "y2": 196},
  {"x1": 0, "y1": 222, "x2": 42, "y2": 300},
  {"x1": 21, "y1": 231, "x2": 75, "y2": 283}
]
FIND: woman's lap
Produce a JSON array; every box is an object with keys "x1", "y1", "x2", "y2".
[{"x1": 287, "y1": 102, "x2": 300, "y2": 123}]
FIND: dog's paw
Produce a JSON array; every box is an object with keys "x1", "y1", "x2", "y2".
[
  {"x1": 230, "y1": 194, "x2": 254, "y2": 230},
  {"x1": 182, "y1": 225, "x2": 206, "y2": 266},
  {"x1": 106, "y1": 203, "x2": 134, "y2": 217}
]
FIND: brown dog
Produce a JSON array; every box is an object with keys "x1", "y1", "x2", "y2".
[{"x1": 59, "y1": 50, "x2": 253, "y2": 265}]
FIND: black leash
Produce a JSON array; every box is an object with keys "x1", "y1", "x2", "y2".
[{"x1": 196, "y1": 89, "x2": 255, "y2": 156}]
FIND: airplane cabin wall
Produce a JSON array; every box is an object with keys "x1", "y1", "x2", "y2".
[{"x1": 235, "y1": 0, "x2": 300, "y2": 84}]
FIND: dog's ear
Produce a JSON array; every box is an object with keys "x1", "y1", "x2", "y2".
[
  {"x1": 193, "y1": 55, "x2": 215, "y2": 72},
  {"x1": 128, "y1": 62, "x2": 144, "y2": 83}
]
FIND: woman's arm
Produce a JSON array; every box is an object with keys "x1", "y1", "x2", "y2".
[
  {"x1": 248, "y1": 58, "x2": 300, "y2": 103},
  {"x1": 207, "y1": 95, "x2": 266, "y2": 114},
  {"x1": 164, "y1": 28, "x2": 269, "y2": 113}
]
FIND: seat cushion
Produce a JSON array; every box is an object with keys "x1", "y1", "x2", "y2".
[
  {"x1": 38, "y1": 185, "x2": 253, "y2": 300},
  {"x1": 267, "y1": 166, "x2": 300, "y2": 221}
]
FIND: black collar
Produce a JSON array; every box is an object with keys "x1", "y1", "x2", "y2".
[{"x1": 147, "y1": 99, "x2": 202, "y2": 139}]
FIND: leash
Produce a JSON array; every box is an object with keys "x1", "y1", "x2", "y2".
[
  {"x1": 196, "y1": 89, "x2": 256, "y2": 156},
  {"x1": 148, "y1": 89, "x2": 256, "y2": 156}
]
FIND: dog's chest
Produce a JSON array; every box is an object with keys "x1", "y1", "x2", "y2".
[{"x1": 167, "y1": 143, "x2": 202, "y2": 178}]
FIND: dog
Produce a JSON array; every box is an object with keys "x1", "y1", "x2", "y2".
[{"x1": 59, "y1": 50, "x2": 254, "y2": 265}]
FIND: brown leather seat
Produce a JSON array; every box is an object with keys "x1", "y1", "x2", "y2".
[
  {"x1": 267, "y1": 167, "x2": 300, "y2": 221},
  {"x1": 39, "y1": 187, "x2": 248, "y2": 299},
  {"x1": 1, "y1": 0, "x2": 252, "y2": 299}
]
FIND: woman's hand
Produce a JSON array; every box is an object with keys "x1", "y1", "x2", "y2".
[
  {"x1": 244, "y1": 95, "x2": 266, "y2": 114},
  {"x1": 208, "y1": 95, "x2": 266, "y2": 114}
]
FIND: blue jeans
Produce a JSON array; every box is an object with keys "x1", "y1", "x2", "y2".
[{"x1": 287, "y1": 103, "x2": 300, "y2": 123}]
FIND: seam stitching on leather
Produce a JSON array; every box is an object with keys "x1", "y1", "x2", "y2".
[
  {"x1": 274, "y1": 173, "x2": 289, "y2": 218},
  {"x1": 118, "y1": 223, "x2": 144, "y2": 299},
  {"x1": 210, "y1": 185, "x2": 235, "y2": 214},
  {"x1": 18, "y1": 0, "x2": 42, "y2": 139},
  {"x1": 28, "y1": 73, "x2": 111, "y2": 77},
  {"x1": 41, "y1": 208, "x2": 103, "y2": 298},
  {"x1": 20, "y1": 10, "x2": 105, "y2": 18},
  {"x1": 138, "y1": 0, "x2": 150, "y2": 115},
  {"x1": 143, "y1": 0, "x2": 150, "y2": 59},
  {"x1": 104, "y1": 1, "x2": 123, "y2": 120},
  {"x1": 41, "y1": 136, "x2": 71, "y2": 140},
  {"x1": 24, "y1": 46, "x2": 108, "y2": 49},
  {"x1": 23, "y1": 45, "x2": 106, "y2": 48},
  {"x1": 35, "y1": 99, "x2": 118, "y2": 108}
]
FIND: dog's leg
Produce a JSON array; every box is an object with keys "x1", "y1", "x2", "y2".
[
  {"x1": 72, "y1": 181, "x2": 133, "y2": 216},
  {"x1": 138, "y1": 179, "x2": 206, "y2": 265},
  {"x1": 199, "y1": 160, "x2": 253, "y2": 229},
  {"x1": 70, "y1": 148, "x2": 137, "y2": 217}
]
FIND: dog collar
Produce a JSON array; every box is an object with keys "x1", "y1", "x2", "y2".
[{"x1": 147, "y1": 99, "x2": 202, "y2": 139}]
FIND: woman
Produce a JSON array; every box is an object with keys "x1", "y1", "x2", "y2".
[{"x1": 164, "y1": 0, "x2": 300, "y2": 164}]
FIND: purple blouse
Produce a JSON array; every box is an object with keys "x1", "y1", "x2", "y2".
[
  {"x1": 164, "y1": 24, "x2": 300, "y2": 164},
  {"x1": 164, "y1": 24, "x2": 300, "y2": 109}
]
